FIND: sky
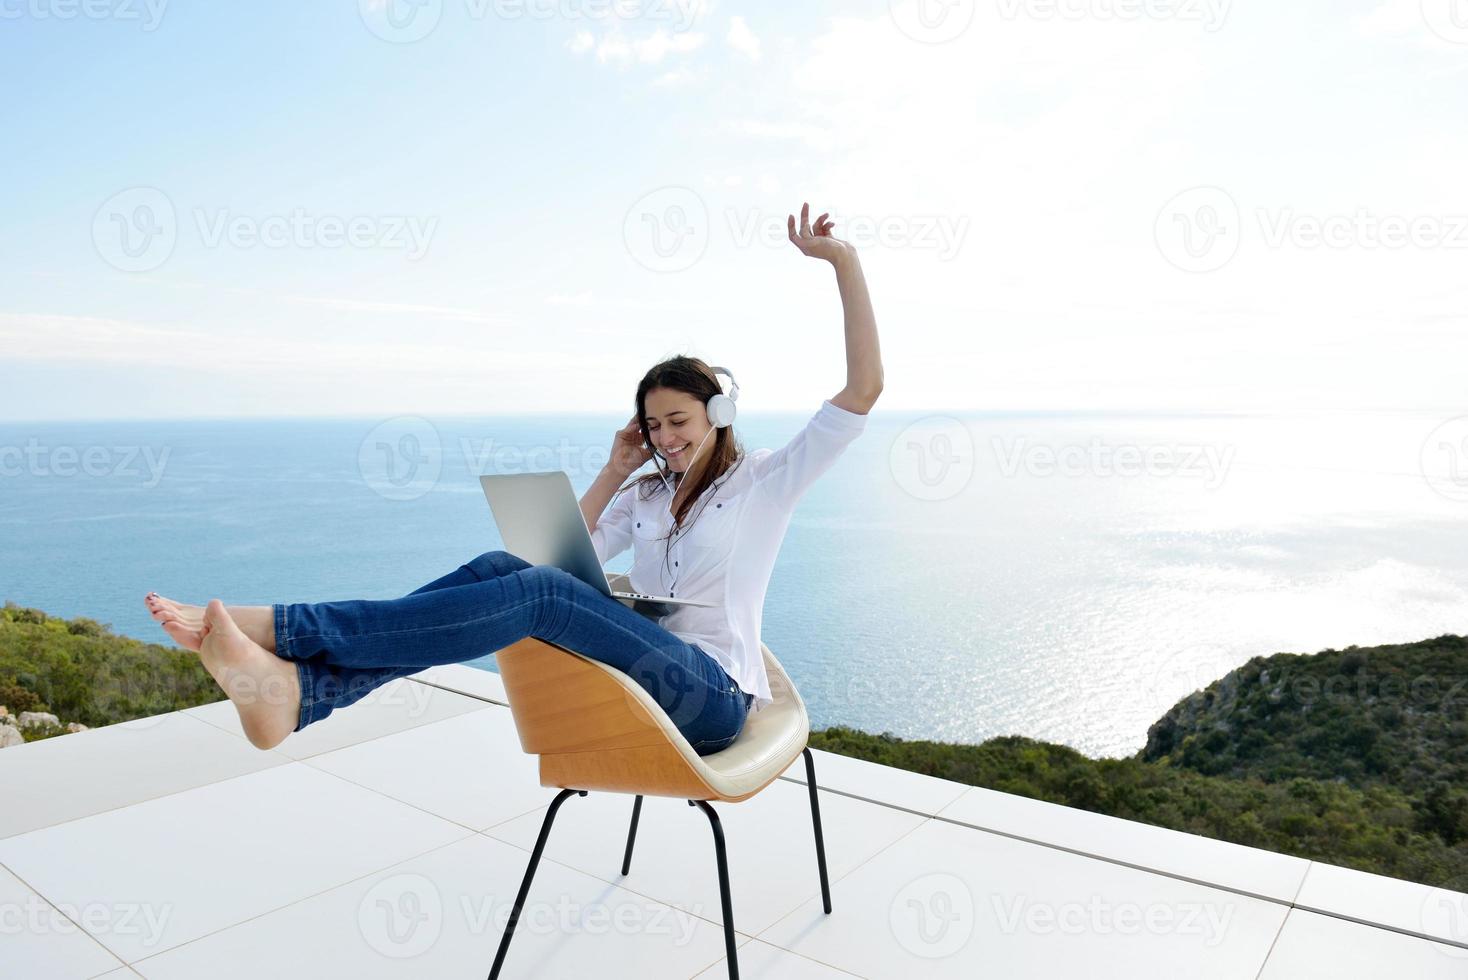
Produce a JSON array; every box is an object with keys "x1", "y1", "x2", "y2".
[{"x1": 1, "y1": 0, "x2": 1464, "y2": 420}]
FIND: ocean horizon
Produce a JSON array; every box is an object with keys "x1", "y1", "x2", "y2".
[{"x1": 3, "y1": 407, "x2": 1465, "y2": 759}]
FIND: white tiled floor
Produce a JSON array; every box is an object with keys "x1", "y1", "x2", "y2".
[
  {"x1": 1293, "y1": 860, "x2": 1468, "y2": 947},
  {"x1": 936, "y1": 784, "x2": 1312, "y2": 903},
  {"x1": 3, "y1": 664, "x2": 1465, "y2": 979},
  {"x1": 1258, "y1": 907, "x2": 1468, "y2": 979}
]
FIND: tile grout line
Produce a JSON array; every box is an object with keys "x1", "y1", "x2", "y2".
[
  {"x1": 0, "y1": 857, "x2": 132, "y2": 973},
  {"x1": 747, "y1": 810, "x2": 934, "y2": 974},
  {"x1": 411, "y1": 677, "x2": 1468, "y2": 955},
  {"x1": 476, "y1": 782, "x2": 913, "y2": 962},
  {"x1": 126, "y1": 828, "x2": 485, "y2": 971},
  {"x1": 0, "y1": 712, "x2": 294, "y2": 843},
  {"x1": 1253, "y1": 906, "x2": 1294, "y2": 980}
]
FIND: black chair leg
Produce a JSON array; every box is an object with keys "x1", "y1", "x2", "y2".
[
  {"x1": 690, "y1": 799, "x2": 740, "y2": 980},
  {"x1": 488, "y1": 788, "x2": 585, "y2": 980},
  {"x1": 803, "y1": 747, "x2": 833, "y2": 914},
  {"x1": 620, "y1": 794, "x2": 643, "y2": 875}
]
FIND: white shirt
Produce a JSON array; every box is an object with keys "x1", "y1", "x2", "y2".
[{"x1": 591, "y1": 398, "x2": 870, "y2": 713}]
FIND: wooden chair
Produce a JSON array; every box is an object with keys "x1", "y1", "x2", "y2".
[{"x1": 486, "y1": 576, "x2": 834, "y2": 979}]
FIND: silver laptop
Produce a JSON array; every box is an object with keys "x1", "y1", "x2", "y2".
[{"x1": 478, "y1": 471, "x2": 717, "y2": 610}]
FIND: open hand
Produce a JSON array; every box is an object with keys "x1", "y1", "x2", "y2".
[
  {"x1": 609, "y1": 414, "x2": 653, "y2": 477},
  {"x1": 787, "y1": 201, "x2": 852, "y2": 264}
]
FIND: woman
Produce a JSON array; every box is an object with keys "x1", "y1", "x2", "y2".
[{"x1": 144, "y1": 202, "x2": 884, "y2": 752}]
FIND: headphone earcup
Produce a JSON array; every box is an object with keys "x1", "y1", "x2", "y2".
[{"x1": 706, "y1": 393, "x2": 737, "y2": 428}]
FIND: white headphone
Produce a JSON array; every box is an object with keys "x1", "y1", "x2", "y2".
[{"x1": 648, "y1": 364, "x2": 740, "y2": 543}]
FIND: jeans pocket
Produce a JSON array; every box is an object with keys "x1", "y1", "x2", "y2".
[{"x1": 690, "y1": 733, "x2": 737, "y2": 756}]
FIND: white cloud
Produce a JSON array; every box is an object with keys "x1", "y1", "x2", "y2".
[
  {"x1": 727, "y1": 15, "x2": 761, "y2": 60},
  {"x1": 575, "y1": 26, "x2": 707, "y2": 65},
  {"x1": 651, "y1": 66, "x2": 699, "y2": 87},
  {"x1": 1352, "y1": 0, "x2": 1425, "y2": 37},
  {"x1": 721, "y1": 117, "x2": 832, "y2": 148},
  {"x1": 282, "y1": 296, "x2": 503, "y2": 323}
]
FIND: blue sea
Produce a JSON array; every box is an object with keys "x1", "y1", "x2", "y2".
[{"x1": 2, "y1": 409, "x2": 1465, "y2": 758}]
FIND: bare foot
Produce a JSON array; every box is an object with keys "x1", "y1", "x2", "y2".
[
  {"x1": 145, "y1": 593, "x2": 275, "y2": 652},
  {"x1": 191, "y1": 599, "x2": 301, "y2": 750}
]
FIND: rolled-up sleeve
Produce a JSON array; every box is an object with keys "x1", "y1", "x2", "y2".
[
  {"x1": 590, "y1": 485, "x2": 637, "y2": 565},
  {"x1": 749, "y1": 398, "x2": 870, "y2": 508}
]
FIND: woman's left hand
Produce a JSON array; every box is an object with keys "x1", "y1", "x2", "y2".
[{"x1": 787, "y1": 201, "x2": 852, "y2": 265}]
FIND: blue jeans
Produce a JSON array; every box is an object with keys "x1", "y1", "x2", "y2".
[{"x1": 272, "y1": 550, "x2": 753, "y2": 755}]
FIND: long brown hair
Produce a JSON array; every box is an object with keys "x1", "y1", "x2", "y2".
[{"x1": 616, "y1": 355, "x2": 747, "y2": 535}]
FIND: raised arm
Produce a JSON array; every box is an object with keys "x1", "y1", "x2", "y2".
[{"x1": 787, "y1": 201, "x2": 885, "y2": 414}]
